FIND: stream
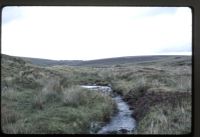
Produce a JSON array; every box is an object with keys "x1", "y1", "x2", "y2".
[{"x1": 81, "y1": 85, "x2": 136, "y2": 134}]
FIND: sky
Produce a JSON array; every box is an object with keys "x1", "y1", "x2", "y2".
[{"x1": 1, "y1": 6, "x2": 192, "y2": 60}]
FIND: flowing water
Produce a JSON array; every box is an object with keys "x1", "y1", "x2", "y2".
[{"x1": 81, "y1": 85, "x2": 136, "y2": 134}]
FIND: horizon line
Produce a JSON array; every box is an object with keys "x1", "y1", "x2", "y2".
[{"x1": 2, "y1": 53, "x2": 192, "y2": 61}]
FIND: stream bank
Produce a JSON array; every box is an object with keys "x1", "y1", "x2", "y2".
[{"x1": 81, "y1": 85, "x2": 136, "y2": 134}]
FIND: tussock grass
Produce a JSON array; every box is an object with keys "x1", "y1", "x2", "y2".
[
  {"x1": 2, "y1": 80, "x2": 115, "y2": 134},
  {"x1": 1, "y1": 54, "x2": 191, "y2": 134},
  {"x1": 31, "y1": 79, "x2": 63, "y2": 110},
  {"x1": 1, "y1": 88, "x2": 20, "y2": 101},
  {"x1": 111, "y1": 80, "x2": 134, "y2": 96},
  {"x1": 32, "y1": 93, "x2": 45, "y2": 110},
  {"x1": 62, "y1": 86, "x2": 89, "y2": 106},
  {"x1": 135, "y1": 96, "x2": 191, "y2": 134},
  {"x1": 108, "y1": 62, "x2": 191, "y2": 134},
  {"x1": 2, "y1": 119, "x2": 34, "y2": 134},
  {"x1": 1, "y1": 106, "x2": 21, "y2": 125}
]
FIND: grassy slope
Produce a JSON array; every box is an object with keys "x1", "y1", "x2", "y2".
[
  {"x1": 1, "y1": 54, "x2": 116, "y2": 134},
  {"x1": 1, "y1": 54, "x2": 192, "y2": 134},
  {"x1": 47, "y1": 55, "x2": 192, "y2": 134},
  {"x1": 17, "y1": 54, "x2": 190, "y2": 67},
  {"x1": 110, "y1": 57, "x2": 192, "y2": 134}
]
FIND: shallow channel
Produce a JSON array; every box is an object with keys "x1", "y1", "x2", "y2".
[{"x1": 81, "y1": 85, "x2": 136, "y2": 134}]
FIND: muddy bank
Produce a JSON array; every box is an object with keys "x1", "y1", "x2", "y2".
[{"x1": 124, "y1": 91, "x2": 191, "y2": 121}]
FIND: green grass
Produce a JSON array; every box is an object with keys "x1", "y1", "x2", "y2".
[
  {"x1": 135, "y1": 96, "x2": 191, "y2": 134},
  {"x1": 2, "y1": 85, "x2": 116, "y2": 134},
  {"x1": 1, "y1": 57, "x2": 116, "y2": 134},
  {"x1": 1, "y1": 54, "x2": 191, "y2": 134}
]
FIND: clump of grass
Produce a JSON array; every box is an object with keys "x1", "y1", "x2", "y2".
[
  {"x1": 62, "y1": 85, "x2": 115, "y2": 108},
  {"x1": 41, "y1": 79, "x2": 63, "y2": 103},
  {"x1": 1, "y1": 106, "x2": 21, "y2": 125},
  {"x1": 111, "y1": 80, "x2": 133, "y2": 96},
  {"x1": 41, "y1": 78, "x2": 63, "y2": 94},
  {"x1": 2, "y1": 119, "x2": 34, "y2": 134},
  {"x1": 32, "y1": 93, "x2": 45, "y2": 110},
  {"x1": 1, "y1": 88, "x2": 20, "y2": 101},
  {"x1": 125, "y1": 77, "x2": 151, "y2": 101},
  {"x1": 175, "y1": 76, "x2": 191, "y2": 92},
  {"x1": 44, "y1": 91, "x2": 62, "y2": 103},
  {"x1": 135, "y1": 97, "x2": 191, "y2": 134},
  {"x1": 62, "y1": 86, "x2": 86, "y2": 106},
  {"x1": 32, "y1": 79, "x2": 63, "y2": 109},
  {"x1": 134, "y1": 77, "x2": 150, "y2": 92},
  {"x1": 2, "y1": 84, "x2": 116, "y2": 134}
]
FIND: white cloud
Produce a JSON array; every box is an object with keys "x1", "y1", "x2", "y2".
[{"x1": 2, "y1": 7, "x2": 192, "y2": 60}]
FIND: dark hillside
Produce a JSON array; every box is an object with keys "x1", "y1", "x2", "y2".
[
  {"x1": 77, "y1": 55, "x2": 191, "y2": 66},
  {"x1": 2, "y1": 54, "x2": 191, "y2": 67},
  {"x1": 21, "y1": 56, "x2": 83, "y2": 66}
]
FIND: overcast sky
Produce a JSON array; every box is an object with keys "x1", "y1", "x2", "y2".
[{"x1": 2, "y1": 6, "x2": 192, "y2": 60}]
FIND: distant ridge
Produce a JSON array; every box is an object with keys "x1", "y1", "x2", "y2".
[
  {"x1": 1, "y1": 54, "x2": 191, "y2": 67},
  {"x1": 21, "y1": 56, "x2": 83, "y2": 66},
  {"x1": 77, "y1": 55, "x2": 173, "y2": 66}
]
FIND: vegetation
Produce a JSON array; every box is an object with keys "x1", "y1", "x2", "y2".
[
  {"x1": 1, "y1": 54, "x2": 116, "y2": 134},
  {"x1": 1, "y1": 54, "x2": 191, "y2": 134},
  {"x1": 135, "y1": 95, "x2": 191, "y2": 134}
]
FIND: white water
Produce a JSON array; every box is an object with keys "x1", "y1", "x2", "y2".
[{"x1": 81, "y1": 85, "x2": 136, "y2": 134}]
